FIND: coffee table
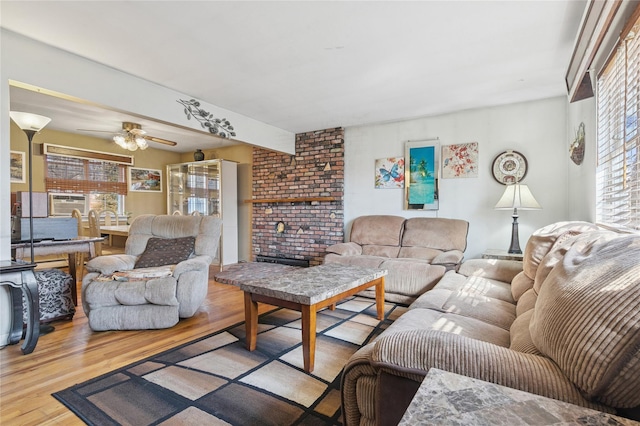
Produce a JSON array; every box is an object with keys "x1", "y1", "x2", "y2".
[{"x1": 219, "y1": 263, "x2": 387, "y2": 372}]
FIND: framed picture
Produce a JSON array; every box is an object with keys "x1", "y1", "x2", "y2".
[
  {"x1": 128, "y1": 167, "x2": 163, "y2": 192},
  {"x1": 442, "y1": 142, "x2": 479, "y2": 179},
  {"x1": 405, "y1": 139, "x2": 439, "y2": 210},
  {"x1": 375, "y1": 157, "x2": 405, "y2": 189},
  {"x1": 10, "y1": 151, "x2": 26, "y2": 183}
]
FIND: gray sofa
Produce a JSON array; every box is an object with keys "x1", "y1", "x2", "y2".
[
  {"x1": 341, "y1": 221, "x2": 640, "y2": 425},
  {"x1": 82, "y1": 214, "x2": 222, "y2": 331},
  {"x1": 324, "y1": 215, "x2": 469, "y2": 304}
]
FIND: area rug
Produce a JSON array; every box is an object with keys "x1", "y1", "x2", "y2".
[{"x1": 53, "y1": 297, "x2": 406, "y2": 426}]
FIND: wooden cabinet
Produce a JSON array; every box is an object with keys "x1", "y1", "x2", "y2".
[{"x1": 166, "y1": 159, "x2": 238, "y2": 266}]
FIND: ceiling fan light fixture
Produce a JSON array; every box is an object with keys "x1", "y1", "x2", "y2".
[
  {"x1": 136, "y1": 136, "x2": 148, "y2": 150},
  {"x1": 113, "y1": 134, "x2": 127, "y2": 148}
]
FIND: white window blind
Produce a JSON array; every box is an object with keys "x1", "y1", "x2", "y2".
[{"x1": 596, "y1": 17, "x2": 640, "y2": 230}]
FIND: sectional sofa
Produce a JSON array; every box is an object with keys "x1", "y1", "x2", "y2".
[
  {"x1": 340, "y1": 221, "x2": 640, "y2": 425},
  {"x1": 324, "y1": 215, "x2": 469, "y2": 304}
]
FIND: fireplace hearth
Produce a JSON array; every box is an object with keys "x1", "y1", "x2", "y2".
[{"x1": 256, "y1": 255, "x2": 309, "y2": 267}]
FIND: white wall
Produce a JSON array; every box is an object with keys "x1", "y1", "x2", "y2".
[
  {"x1": 567, "y1": 97, "x2": 597, "y2": 222},
  {"x1": 345, "y1": 96, "x2": 571, "y2": 259}
]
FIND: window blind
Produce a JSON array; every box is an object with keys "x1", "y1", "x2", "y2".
[
  {"x1": 45, "y1": 155, "x2": 128, "y2": 195},
  {"x1": 596, "y1": 17, "x2": 640, "y2": 230}
]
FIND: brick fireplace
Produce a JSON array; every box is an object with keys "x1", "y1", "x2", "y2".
[{"x1": 251, "y1": 128, "x2": 345, "y2": 266}]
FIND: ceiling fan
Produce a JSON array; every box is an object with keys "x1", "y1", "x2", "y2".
[{"x1": 78, "y1": 122, "x2": 178, "y2": 151}]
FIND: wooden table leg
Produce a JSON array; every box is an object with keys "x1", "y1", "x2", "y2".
[
  {"x1": 67, "y1": 253, "x2": 78, "y2": 306},
  {"x1": 301, "y1": 304, "x2": 317, "y2": 373},
  {"x1": 375, "y1": 276, "x2": 385, "y2": 320},
  {"x1": 244, "y1": 292, "x2": 258, "y2": 351}
]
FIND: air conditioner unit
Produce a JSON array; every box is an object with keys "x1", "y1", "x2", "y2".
[{"x1": 49, "y1": 193, "x2": 89, "y2": 216}]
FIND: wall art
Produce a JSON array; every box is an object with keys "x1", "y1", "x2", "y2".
[
  {"x1": 442, "y1": 142, "x2": 479, "y2": 178},
  {"x1": 10, "y1": 150, "x2": 25, "y2": 183},
  {"x1": 375, "y1": 157, "x2": 405, "y2": 188},
  {"x1": 129, "y1": 167, "x2": 163, "y2": 192},
  {"x1": 405, "y1": 139, "x2": 439, "y2": 210},
  {"x1": 570, "y1": 122, "x2": 585, "y2": 165}
]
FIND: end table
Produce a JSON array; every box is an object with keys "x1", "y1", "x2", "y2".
[{"x1": 0, "y1": 260, "x2": 39, "y2": 354}]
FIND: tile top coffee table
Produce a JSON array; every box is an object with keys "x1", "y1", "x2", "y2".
[{"x1": 216, "y1": 263, "x2": 387, "y2": 372}]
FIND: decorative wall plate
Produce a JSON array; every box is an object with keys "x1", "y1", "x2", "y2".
[{"x1": 491, "y1": 150, "x2": 528, "y2": 184}]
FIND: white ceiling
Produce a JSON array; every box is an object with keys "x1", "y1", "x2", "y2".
[{"x1": 1, "y1": 1, "x2": 586, "y2": 153}]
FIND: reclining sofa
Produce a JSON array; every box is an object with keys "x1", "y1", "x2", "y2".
[
  {"x1": 341, "y1": 221, "x2": 640, "y2": 425},
  {"x1": 324, "y1": 215, "x2": 469, "y2": 304}
]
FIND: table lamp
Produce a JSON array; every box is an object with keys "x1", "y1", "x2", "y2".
[
  {"x1": 494, "y1": 184, "x2": 541, "y2": 254},
  {"x1": 10, "y1": 111, "x2": 52, "y2": 263}
]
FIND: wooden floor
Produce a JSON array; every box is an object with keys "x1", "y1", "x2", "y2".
[{"x1": 0, "y1": 264, "x2": 276, "y2": 425}]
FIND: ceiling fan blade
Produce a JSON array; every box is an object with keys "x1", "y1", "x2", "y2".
[
  {"x1": 77, "y1": 128, "x2": 114, "y2": 134},
  {"x1": 144, "y1": 135, "x2": 178, "y2": 146}
]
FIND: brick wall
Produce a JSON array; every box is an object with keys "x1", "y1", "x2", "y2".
[{"x1": 251, "y1": 128, "x2": 344, "y2": 266}]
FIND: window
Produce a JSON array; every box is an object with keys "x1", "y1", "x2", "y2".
[
  {"x1": 45, "y1": 155, "x2": 127, "y2": 214},
  {"x1": 596, "y1": 16, "x2": 640, "y2": 230}
]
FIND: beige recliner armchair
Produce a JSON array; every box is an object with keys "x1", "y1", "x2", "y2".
[{"x1": 82, "y1": 214, "x2": 222, "y2": 331}]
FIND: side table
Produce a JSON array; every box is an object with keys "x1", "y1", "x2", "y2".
[
  {"x1": 399, "y1": 368, "x2": 639, "y2": 425},
  {"x1": 0, "y1": 260, "x2": 39, "y2": 354},
  {"x1": 482, "y1": 249, "x2": 524, "y2": 261}
]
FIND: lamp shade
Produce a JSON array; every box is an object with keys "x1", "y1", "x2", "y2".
[
  {"x1": 495, "y1": 184, "x2": 541, "y2": 210},
  {"x1": 10, "y1": 111, "x2": 51, "y2": 132}
]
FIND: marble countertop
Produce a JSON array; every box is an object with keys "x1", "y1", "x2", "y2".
[
  {"x1": 223, "y1": 263, "x2": 387, "y2": 305},
  {"x1": 399, "y1": 368, "x2": 639, "y2": 425},
  {"x1": 213, "y1": 262, "x2": 300, "y2": 285}
]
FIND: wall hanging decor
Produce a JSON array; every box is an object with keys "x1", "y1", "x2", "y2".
[
  {"x1": 10, "y1": 150, "x2": 25, "y2": 183},
  {"x1": 177, "y1": 98, "x2": 236, "y2": 138},
  {"x1": 129, "y1": 167, "x2": 163, "y2": 192},
  {"x1": 442, "y1": 142, "x2": 479, "y2": 178},
  {"x1": 491, "y1": 150, "x2": 528, "y2": 184},
  {"x1": 405, "y1": 139, "x2": 440, "y2": 210},
  {"x1": 375, "y1": 157, "x2": 405, "y2": 188},
  {"x1": 570, "y1": 122, "x2": 585, "y2": 165}
]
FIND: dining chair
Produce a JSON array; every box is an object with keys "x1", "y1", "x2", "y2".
[
  {"x1": 87, "y1": 209, "x2": 102, "y2": 256},
  {"x1": 71, "y1": 208, "x2": 85, "y2": 279}
]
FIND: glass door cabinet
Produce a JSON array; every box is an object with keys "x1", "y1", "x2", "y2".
[{"x1": 166, "y1": 159, "x2": 238, "y2": 266}]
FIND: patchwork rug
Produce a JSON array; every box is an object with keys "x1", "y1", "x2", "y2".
[{"x1": 53, "y1": 297, "x2": 406, "y2": 425}]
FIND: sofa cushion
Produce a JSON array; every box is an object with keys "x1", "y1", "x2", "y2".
[
  {"x1": 397, "y1": 246, "x2": 443, "y2": 261},
  {"x1": 86, "y1": 254, "x2": 138, "y2": 275},
  {"x1": 325, "y1": 242, "x2": 362, "y2": 256},
  {"x1": 522, "y1": 221, "x2": 598, "y2": 281},
  {"x1": 85, "y1": 277, "x2": 179, "y2": 308},
  {"x1": 530, "y1": 231, "x2": 640, "y2": 408},
  {"x1": 510, "y1": 271, "x2": 533, "y2": 302},
  {"x1": 433, "y1": 270, "x2": 515, "y2": 304},
  {"x1": 383, "y1": 308, "x2": 510, "y2": 347},
  {"x1": 379, "y1": 259, "x2": 445, "y2": 297},
  {"x1": 515, "y1": 288, "x2": 537, "y2": 316},
  {"x1": 350, "y1": 215, "x2": 405, "y2": 246},
  {"x1": 410, "y1": 288, "x2": 516, "y2": 330},
  {"x1": 362, "y1": 244, "x2": 400, "y2": 258},
  {"x1": 509, "y1": 310, "x2": 541, "y2": 355},
  {"x1": 401, "y1": 217, "x2": 468, "y2": 251},
  {"x1": 134, "y1": 236, "x2": 195, "y2": 269}
]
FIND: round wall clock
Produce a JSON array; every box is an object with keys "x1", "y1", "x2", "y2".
[{"x1": 491, "y1": 150, "x2": 528, "y2": 184}]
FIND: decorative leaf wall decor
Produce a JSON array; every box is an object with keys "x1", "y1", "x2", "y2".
[{"x1": 177, "y1": 99, "x2": 236, "y2": 138}]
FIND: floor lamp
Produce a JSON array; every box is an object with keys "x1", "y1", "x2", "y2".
[
  {"x1": 10, "y1": 111, "x2": 52, "y2": 263},
  {"x1": 494, "y1": 183, "x2": 541, "y2": 254},
  {"x1": 10, "y1": 112, "x2": 52, "y2": 337}
]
